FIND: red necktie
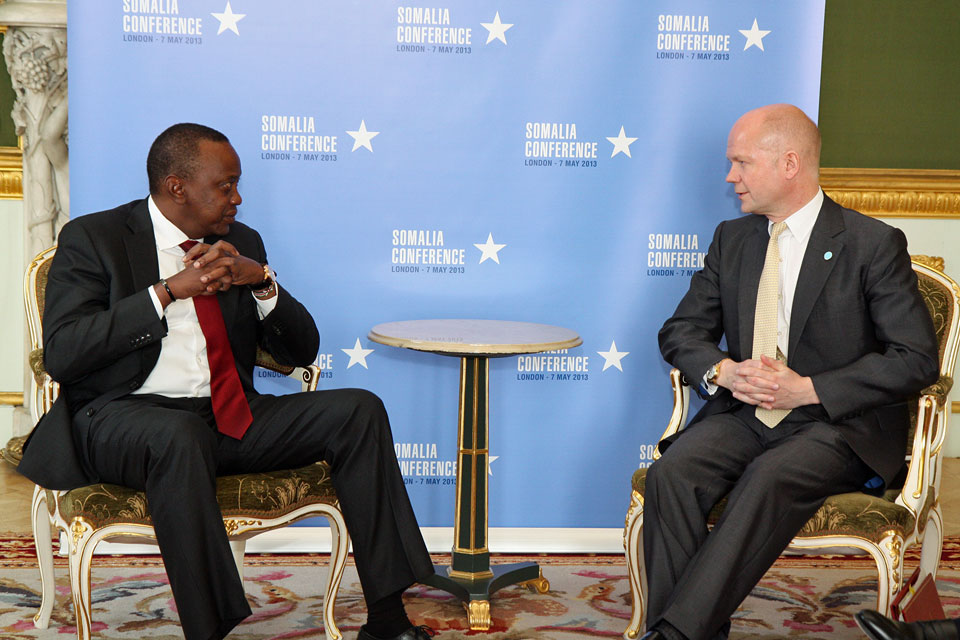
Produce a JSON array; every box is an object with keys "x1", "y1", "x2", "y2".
[{"x1": 180, "y1": 240, "x2": 253, "y2": 439}]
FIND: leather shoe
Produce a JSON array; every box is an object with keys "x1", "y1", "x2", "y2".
[
  {"x1": 639, "y1": 631, "x2": 668, "y2": 640},
  {"x1": 855, "y1": 610, "x2": 960, "y2": 640},
  {"x1": 357, "y1": 625, "x2": 435, "y2": 640}
]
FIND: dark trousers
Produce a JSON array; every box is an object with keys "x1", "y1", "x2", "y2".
[
  {"x1": 643, "y1": 405, "x2": 873, "y2": 640},
  {"x1": 84, "y1": 388, "x2": 434, "y2": 640}
]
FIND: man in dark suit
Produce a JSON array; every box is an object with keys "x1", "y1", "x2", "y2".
[
  {"x1": 642, "y1": 104, "x2": 939, "y2": 640},
  {"x1": 856, "y1": 609, "x2": 959, "y2": 639},
  {"x1": 17, "y1": 123, "x2": 435, "y2": 640}
]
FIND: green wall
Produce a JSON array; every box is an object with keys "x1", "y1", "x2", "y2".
[
  {"x1": 820, "y1": 0, "x2": 960, "y2": 169},
  {"x1": 0, "y1": 34, "x2": 17, "y2": 148}
]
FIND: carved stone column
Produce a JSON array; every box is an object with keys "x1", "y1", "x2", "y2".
[
  {"x1": 0, "y1": 0, "x2": 67, "y2": 258},
  {"x1": 0, "y1": 0, "x2": 67, "y2": 436}
]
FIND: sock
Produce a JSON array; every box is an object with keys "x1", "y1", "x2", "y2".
[
  {"x1": 654, "y1": 620, "x2": 689, "y2": 640},
  {"x1": 364, "y1": 588, "x2": 412, "y2": 638}
]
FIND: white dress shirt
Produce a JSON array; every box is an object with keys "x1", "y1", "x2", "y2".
[
  {"x1": 703, "y1": 188, "x2": 824, "y2": 391},
  {"x1": 136, "y1": 196, "x2": 278, "y2": 397},
  {"x1": 771, "y1": 188, "x2": 823, "y2": 359}
]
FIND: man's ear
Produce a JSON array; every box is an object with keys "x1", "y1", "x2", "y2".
[
  {"x1": 165, "y1": 175, "x2": 186, "y2": 203},
  {"x1": 782, "y1": 150, "x2": 801, "y2": 180}
]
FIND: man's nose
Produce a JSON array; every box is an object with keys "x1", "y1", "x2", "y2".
[{"x1": 725, "y1": 166, "x2": 738, "y2": 183}]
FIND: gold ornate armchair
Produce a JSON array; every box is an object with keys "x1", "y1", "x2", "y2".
[
  {"x1": 3, "y1": 247, "x2": 350, "y2": 640},
  {"x1": 623, "y1": 258, "x2": 960, "y2": 639}
]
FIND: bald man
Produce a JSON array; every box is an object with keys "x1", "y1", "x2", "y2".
[{"x1": 643, "y1": 105, "x2": 938, "y2": 640}]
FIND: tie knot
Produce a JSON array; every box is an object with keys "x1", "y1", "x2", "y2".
[
  {"x1": 770, "y1": 221, "x2": 787, "y2": 240},
  {"x1": 179, "y1": 240, "x2": 198, "y2": 252}
]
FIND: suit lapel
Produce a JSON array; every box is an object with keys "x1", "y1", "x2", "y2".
[
  {"x1": 737, "y1": 217, "x2": 769, "y2": 357},
  {"x1": 787, "y1": 197, "x2": 846, "y2": 358},
  {"x1": 123, "y1": 199, "x2": 160, "y2": 290}
]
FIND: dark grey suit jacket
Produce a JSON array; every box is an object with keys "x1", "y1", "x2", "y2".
[
  {"x1": 658, "y1": 195, "x2": 939, "y2": 485},
  {"x1": 18, "y1": 198, "x2": 320, "y2": 489}
]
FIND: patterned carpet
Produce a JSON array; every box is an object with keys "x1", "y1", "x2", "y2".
[{"x1": 1, "y1": 536, "x2": 959, "y2": 639}]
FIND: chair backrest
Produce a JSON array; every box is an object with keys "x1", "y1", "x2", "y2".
[
  {"x1": 24, "y1": 247, "x2": 56, "y2": 354},
  {"x1": 907, "y1": 258, "x2": 960, "y2": 455}
]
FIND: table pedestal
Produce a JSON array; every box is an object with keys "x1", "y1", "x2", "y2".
[{"x1": 423, "y1": 355, "x2": 549, "y2": 629}]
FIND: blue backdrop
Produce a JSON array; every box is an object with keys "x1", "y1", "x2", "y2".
[{"x1": 68, "y1": 1, "x2": 825, "y2": 530}]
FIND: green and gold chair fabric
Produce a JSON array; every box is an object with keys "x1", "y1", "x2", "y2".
[
  {"x1": 4, "y1": 247, "x2": 349, "y2": 640},
  {"x1": 622, "y1": 257, "x2": 960, "y2": 639}
]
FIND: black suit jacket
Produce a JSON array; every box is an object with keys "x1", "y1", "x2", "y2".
[
  {"x1": 18, "y1": 198, "x2": 320, "y2": 489},
  {"x1": 658, "y1": 195, "x2": 939, "y2": 485}
]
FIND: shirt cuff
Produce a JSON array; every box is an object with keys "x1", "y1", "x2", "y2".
[
  {"x1": 147, "y1": 284, "x2": 164, "y2": 318},
  {"x1": 701, "y1": 374, "x2": 719, "y2": 395},
  {"x1": 254, "y1": 286, "x2": 279, "y2": 319}
]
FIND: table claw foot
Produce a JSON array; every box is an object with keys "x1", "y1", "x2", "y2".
[
  {"x1": 465, "y1": 599, "x2": 492, "y2": 630},
  {"x1": 518, "y1": 575, "x2": 550, "y2": 594}
]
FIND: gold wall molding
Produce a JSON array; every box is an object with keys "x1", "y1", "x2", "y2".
[
  {"x1": 0, "y1": 146, "x2": 22, "y2": 199},
  {"x1": 0, "y1": 391, "x2": 24, "y2": 406},
  {"x1": 821, "y1": 168, "x2": 960, "y2": 219}
]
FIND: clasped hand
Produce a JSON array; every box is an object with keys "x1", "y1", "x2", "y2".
[
  {"x1": 167, "y1": 240, "x2": 263, "y2": 299},
  {"x1": 715, "y1": 355, "x2": 820, "y2": 410}
]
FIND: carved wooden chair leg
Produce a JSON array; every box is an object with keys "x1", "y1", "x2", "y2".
[
  {"x1": 324, "y1": 507, "x2": 350, "y2": 640},
  {"x1": 229, "y1": 539, "x2": 247, "y2": 583},
  {"x1": 30, "y1": 486, "x2": 55, "y2": 629},
  {"x1": 623, "y1": 498, "x2": 646, "y2": 640},
  {"x1": 869, "y1": 535, "x2": 901, "y2": 617},
  {"x1": 920, "y1": 506, "x2": 944, "y2": 580},
  {"x1": 67, "y1": 520, "x2": 97, "y2": 640}
]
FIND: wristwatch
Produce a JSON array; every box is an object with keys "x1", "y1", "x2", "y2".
[
  {"x1": 706, "y1": 360, "x2": 723, "y2": 385},
  {"x1": 250, "y1": 264, "x2": 275, "y2": 291}
]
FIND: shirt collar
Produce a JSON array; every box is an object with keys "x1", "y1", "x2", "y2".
[
  {"x1": 770, "y1": 188, "x2": 823, "y2": 244},
  {"x1": 148, "y1": 195, "x2": 194, "y2": 251}
]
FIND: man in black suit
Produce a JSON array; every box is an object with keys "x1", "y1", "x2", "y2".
[
  {"x1": 642, "y1": 104, "x2": 939, "y2": 640},
  {"x1": 856, "y1": 609, "x2": 959, "y2": 639},
  {"x1": 17, "y1": 123, "x2": 435, "y2": 640}
]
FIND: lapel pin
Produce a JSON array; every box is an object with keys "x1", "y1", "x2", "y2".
[{"x1": 824, "y1": 251, "x2": 833, "y2": 261}]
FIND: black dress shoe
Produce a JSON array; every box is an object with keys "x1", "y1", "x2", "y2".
[
  {"x1": 855, "y1": 610, "x2": 960, "y2": 640},
  {"x1": 639, "y1": 630, "x2": 668, "y2": 640},
  {"x1": 357, "y1": 625, "x2": 436, "y2": 640}
]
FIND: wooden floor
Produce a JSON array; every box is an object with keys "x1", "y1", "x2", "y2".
[{"x1": 2, "y1": 457, "x2": 959, "y2": 537}]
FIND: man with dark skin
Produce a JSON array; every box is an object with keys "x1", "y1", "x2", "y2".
[{"x1": 18, "y1": 123, "x2": 434, "y2": 640}]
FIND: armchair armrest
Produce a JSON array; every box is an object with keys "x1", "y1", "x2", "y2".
[
  {"x1": 898, "y1": 388, "x2": 948, "y2": 516},
  {"x1": 254, "y1": 348, "x2": 322, "y2": 393},
  {"x1": 27, "y1": 347, "x2": 59, "y2": 422},
  {"x1": 921, "y1": 375, "x2": 953, "y2": 408},
  {"x1": 29, "y1": 348, "x2": 46, "y2": 385},
  {"x1": 652, "y1": 369, "x2": 690, "y2": 462}
]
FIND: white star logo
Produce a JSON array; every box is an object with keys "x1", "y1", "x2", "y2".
[
  {"x1": 488, "y1": 455, "x2": 499, "y2": 476},
  {"x1": 474, "y1": 233, "x2": 506, "y2": 264},
  {"x1": 341, "y1": 338, "x2": 374, "y2": 369},
  {"x1": 739, "y1": 19, "x2": 771, "y2": 51},
  {"x1": 481, "y1": 11, "x2": 513, "y2": 45},
  {"x1": 211, "y1": 1, "x2": 246, "y2": 36},
  {"x1": 597, "y1": 340, "x2": 630, "y2": 372},
  {"x1": 346, "y1": 120, "x2": 380, "y2": 153},
  {"x1": 606, "y1": 126, "x2": 638, "y2": 158}
]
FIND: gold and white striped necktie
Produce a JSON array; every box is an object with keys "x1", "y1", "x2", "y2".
[{"x1": 752, "y1": 221, "x2": 790, "y2": 428}]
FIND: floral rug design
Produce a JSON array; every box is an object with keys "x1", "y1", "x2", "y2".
[{"x1": 0, "y1": 538, "x2": 958, "y2": 639}]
